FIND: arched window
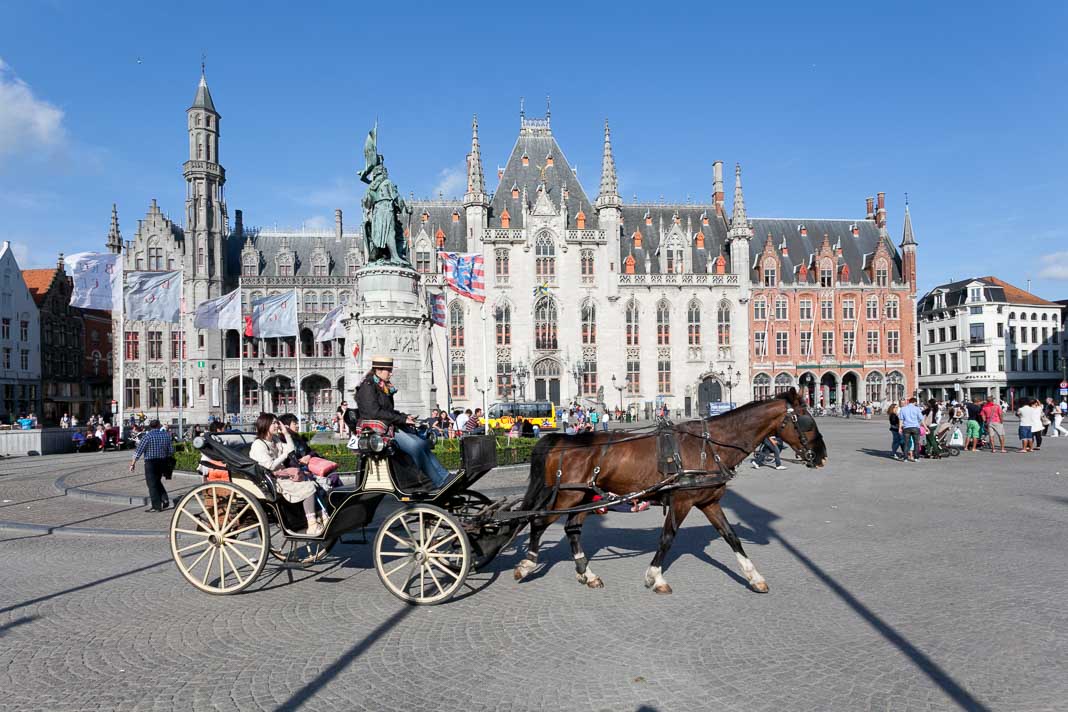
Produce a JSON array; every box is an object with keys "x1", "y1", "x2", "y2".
[
  {"x1": 534, "y1": 297, "x2": 558, "y2": 350},
  {"x1": 717, "y1": 301, "x2": 731, "y2": 346},
  {"x1": 449, "y1": 303, "x2": 464, "y2": 348},
  {"x1": 885, "y1": 297, "x2": 899, "y2": 319},
  {"x1": 753, "y1": 373, "x2": 771, "y2": 400},
  {"x1": 495, "y1": 303, "x2": 511, "y2": 346},
  {"x1": 665, "y1": 238, "x2": 685, "y2": 274},
  {"x1": 866, "y1": 371, "x2": 884, "y2": 402},
  {"x1": 304, "y1": 291, "x2": 318, "y2": 313},
  {"x1": 885, "y1": 371, "x2": 904, "y2": 402},
  {"x1": 656, "y1": 301, "x2": 670, "y2": 345},
  {"x1": 535, "y1": 233, "x2": 556, "y2": 283},
  {"x1": 774, "y1": 373, "x2": 793, "y2": 394},
  {"x1": 321, "y1": 291, "x2": 335, "y2": 313},
  {"x1": 580, "y1": 250, "x2": 595, "y2": 284},
  {"x1": 866, "y1": 296, "x2": 879, "y2": 320},
  {"x1": 626, "y1": 300, "x2": 640, "y2": 346},
  {"x1": 687, "y1": 300, "x2": 701, "y2": 346},
  {"x1": 753, "y1": 297, "x2": 767, "y2": 321},
  {"x1": 581, "y1": 301, "x2": 596, "y2": 345}
]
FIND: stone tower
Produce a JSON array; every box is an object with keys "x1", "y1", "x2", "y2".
[
  {"x1": 106, "y1": 204, "x2": 122, "y2": 254},
  {"x1": 184, "y1": 67, "x2": 227, "y2": 304},
  {"x1": 900, "y1": 200, "x2": 918, "y2": 292},
  {"x1": 727, "y1": 163, "x2": 754, "y2": 403},
  {"x1": 595, "y1": 119, "x2": 622, "y2": 300}
]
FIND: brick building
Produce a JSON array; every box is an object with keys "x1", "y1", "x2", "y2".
[{"x1": 747, "y1": 196, "x2": 918, "y2": 408}]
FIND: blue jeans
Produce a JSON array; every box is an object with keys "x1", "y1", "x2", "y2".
[
  {"x1": 890, "y1": 430, "x2": 905, "y2": 457},
  {"x1": 753, "y1": 438, "x2": 782, "y2": 467},
  {"x1": 393, "y1": 429, "x2": 450, "y2": 487}
]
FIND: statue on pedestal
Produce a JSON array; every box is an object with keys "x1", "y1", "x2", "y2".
[{"x1": 359, "y1": 124, "x2": 411, "y2": 267}]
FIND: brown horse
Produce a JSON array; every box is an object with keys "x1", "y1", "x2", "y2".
[{"x1": 512, "y1": 389, "x2": 827, "y2": 594}]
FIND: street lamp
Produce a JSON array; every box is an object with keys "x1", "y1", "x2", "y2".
[
  {"x1": 569, "y1": 357, "x2": 587, "y2": 405},
  {"x1": 514, "y1": 362, "x2": 529, "y2": 401},
  {"x1": 248, "y1": 358, "x2": 274, "y2": 415},
  {"x1": 611, "y1": 374, "x2": 624, "y2": 413},
  {"x1": 715, "y1": 367, "x2": 742, "y2": 406},
  {"x1": 472, "y1": 375, "x2": 493, "y2": 418}
]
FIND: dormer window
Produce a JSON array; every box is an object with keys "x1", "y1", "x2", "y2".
[
  {"x1": 576, "y1": 211, "x2": 586, "y2": 229},
  {"x1": 511, "y1": 182, "x2": 519, "y2": 199},
  {"x1": 312, "y1": 260, "x2": 328, "y2": 277},
  {"x1": 644, "y1": 211, "x2": 652, "y2": 226},
  {"x1": 421, "y1": 211, "x2": 429, "y2": 223},
  {"x1": 819, "y1": 263, "x2": 833, "y2": 287},
  {"x1": 545, "y1": 153, "x2": 554, "y2": 166},
  {"x1": 500, "y1": 209, "x2": 511, "y2": 229},
  {"x1": 435, "y1": 227, "x2": 446, "y2": 248},
  {"x1": 763, "y1": 264, "x2": 777, "y2": 287},
  {"x1": 632, "y1": 230, "x2": 643, "y2": 249},
  {"x1": 695, "y1": 231, "x2": 705, "y2": 249},
  {"x1": 799, "y1": 224, "x2": 808, "y2": 237},
  {"x1": 714, "y1": 254, "x2": 726, "y2": 275},
  {"x1": 673, "y1": 213, "x2": 680, "y2": 225},
  {"x1": 452, "y1": 210, "x2": 460, "y2": 223},
  {"x1": 521, "y1": 153, "x2": 529, "y2": 167},
  {"x1": 624, "y1": 255, "x2": 636, "y2": 274},
  {"x1": 701, "y1": 212, "x2": 709, "y2": 226},
  {"x1": 969, "y1": 286, "x2": 983, "y2": 302},
  {"x1": 875, "y1": 262, "x2": 888, "y2": 287}
]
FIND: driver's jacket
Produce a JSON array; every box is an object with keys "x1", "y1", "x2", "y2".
[{"x1": 355, "y1": 374, "x2": 408, "y2": 429}]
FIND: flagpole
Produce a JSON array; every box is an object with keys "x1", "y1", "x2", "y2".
[
  {"x1": 117, "y1": 264, "x2": 125, "y2": 433},
  {"x1": 178, "y1": 270, "x2": 185, "y2": 439},
  {"x1": 480, "y1": 243, "x2": 489, "y2": 418},
  {"x1": 294, "y1": 290, "x2": 303, "y2": 430},
  {"x1": 238, "y1": 277, "x2": 244, "y2": 428},
  {"x1": 443, "y1": 286, "x2": 453, "y2": 418}
]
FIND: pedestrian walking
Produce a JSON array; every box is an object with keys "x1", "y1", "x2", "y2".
[
  {"x1": 980, "y1": 395, "x2": 1006, "y2": 453},
  {"x1": 899, "y1": 397, "x2": 924, "y2": 461},
  {"x1": 752, "y1": 436, "x2": 787, "y2": 470},
  {"x1": 129, "y1": 419, "x2": 175, "y2": 512},
  {"x1": 1054, "y1": 402, "x2": 1068, "y2": 438},
  {"x1": 887, "y1": 404, "x2": 906, "y2": 460}
]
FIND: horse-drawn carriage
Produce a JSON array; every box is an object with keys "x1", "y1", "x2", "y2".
[
  {"x1": 170, "y1": 391, "x2": 828, "y2": 603},
  {"x1": 169, "y1": 428, "x2": 515, "y2": 605}
]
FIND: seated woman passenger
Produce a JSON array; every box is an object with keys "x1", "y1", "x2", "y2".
[
  {"x1": 356, "y1": 355, "x2": 451, "y2": 488},
  {"x1": 278, "y1": 413, "x2": 340, "y2": 489},
  {"x1": 249, "y1": 412, "x2": 323, "y2": 536}
]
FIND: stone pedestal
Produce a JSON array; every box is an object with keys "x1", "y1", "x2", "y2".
[{"x1": 345, "y1": 264, "x2": 433, "y2": 416}]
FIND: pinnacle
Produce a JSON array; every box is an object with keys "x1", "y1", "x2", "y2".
[{"x1": 597, "y1": 118, "x2": 619, "y2": 205}]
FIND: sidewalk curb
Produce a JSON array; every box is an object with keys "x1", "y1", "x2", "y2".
[
  {"x1": 0, "y1": 519, "x2": 165, "y2": 538},
  {"x1": 55, "y1": 471, "x2": 200, "y2": 506}
]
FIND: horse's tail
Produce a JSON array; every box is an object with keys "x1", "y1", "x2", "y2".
[{"x1": 521, "y1": 435, "x2": 558, "y2": 514}]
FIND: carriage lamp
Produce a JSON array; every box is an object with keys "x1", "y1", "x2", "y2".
[{"x1": 358, "y1": 431, "x2": 386, "y2": 453}]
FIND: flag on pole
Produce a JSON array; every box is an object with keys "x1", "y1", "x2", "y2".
[
  {"x1": 250, "y1": 291, "x2": 297, "y2": 337},
  {"x1": 66, "y1": 252, "x2": 120, "y2": 310},
  {"x1": 438, "y1": 251, "x2": 485, "y2": 302},
  {"x1": 428, "y1": 292, "x2": 446, "y2": 327},
  {"x1": 193, "y1": 290, "x2": 242, "y2": 330},
  {"x1": 313, "y1": 304, "x2": 347, "y2": 342},
  {"x1": 124, "y1": 270, "x2": 182, "y2": 323}
]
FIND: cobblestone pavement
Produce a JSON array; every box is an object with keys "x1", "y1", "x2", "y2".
[{"x1": 1, "y1": 419, "x2": 1066, "y2": 711}]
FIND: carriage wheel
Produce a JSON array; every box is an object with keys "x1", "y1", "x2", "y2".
[
  {"x1": 374, "y1": 504, "x2": 470, "y2": 605},
  {"x1": 169, "y1": 482, "x2": 269, "y2": 595}
]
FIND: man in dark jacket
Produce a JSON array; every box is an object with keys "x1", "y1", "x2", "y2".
[{"x1": 355, "y1": 355, "x2": 450, "y2": 487}]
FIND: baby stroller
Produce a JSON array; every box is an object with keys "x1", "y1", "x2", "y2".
[{"x1": 933, "y1": 419, "x2": 963, "y2": 456}]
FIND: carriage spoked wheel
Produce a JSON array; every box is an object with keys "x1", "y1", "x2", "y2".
[
  {"x1": 444, "y1": 489, "x2": 493, "y2": 518},
  {"x1": 374, "y1": 504, "x2": 470, "y2": 605},
  {"x1": 169, "y1": 482, "x2": 269, "y2": 595}
]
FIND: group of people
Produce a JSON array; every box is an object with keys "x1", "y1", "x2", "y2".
[
  {"x1": 888, "y1": 394, "x2": 1068, "y2": 460},
  {"x1": 561, "y1": 405, "x2": 610, "y2": 434}
]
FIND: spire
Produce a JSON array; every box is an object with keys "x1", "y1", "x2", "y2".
[
  {"x1": 466, "y1": 114, "x2": 485, "y2": 195},
  {"x1": 728, "y1": 163, "x2": 752, "y2": 240},
  {"x1": 596, "y1": 119, "x2": 620, "y2": 208},
  {"x1": 900, "y1": 198, "x2": 917, "y2": 247},
  {"x1": 191, "y1": 69, "x2": 216, "y2": 113},
  {"x1": 106, "y1": 203, "x2": 122, "y2": 254}
]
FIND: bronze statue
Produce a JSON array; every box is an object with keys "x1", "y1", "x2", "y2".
[{"x1": 359, "y1": 124, "x2": 411, "y2": 266}]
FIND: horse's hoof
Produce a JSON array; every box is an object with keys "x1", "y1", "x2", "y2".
[
  {"x1": 653, "y1": 583, "x2": 673, "y2": 595},
  {"x1": 513, "y1": 569, "x2": 525, "y2": 581},
  {"x1": 750, "y1": 580, "x2": 769, "y2": 593},
  {"x1": 586, "y1": 577, "x2": 604, "y2": 589},
  {"x1": 514, "y1": 560, "x2": 535, "y2": 581}
]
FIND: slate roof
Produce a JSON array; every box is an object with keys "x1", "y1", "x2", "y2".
[
  {"x1": 223, "y1": 229, "x2": 361, "y2": 280},
  {"x1": 747, "y1": 218, "x2": 902, "y2": 286},
  {"x1": 191, "y1": 73, "x2": 216, "y2": 113},
  {"x1": 917, "y1": 276, "x2": 1059, "y2": 313},
  {"x1": 403, "y1": 202, "x2": 468, "y2": 253},
  {"x1": 619, "y1": 204, "x2": 729, "y2": 274},
  {"x1": 489, "y1": 119, "x2": 594, "y2": 229}
]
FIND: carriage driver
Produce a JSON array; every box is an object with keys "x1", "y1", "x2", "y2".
[{"x1": 355, "y1": 355, "x2": 452, "y2": 489}]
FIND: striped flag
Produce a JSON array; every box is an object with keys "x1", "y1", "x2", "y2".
[
  {"x1": 250, "y1": 291, "x2": 297, "y2": 337},
  {"x1": 313, "y1": 304, "x2": 348, "y2": 342},
  {"x1": 193, "y1": 290, "x2": 242, "y2": 330},
  {"x1": 125, "y1": 270, "x2": 182, "y2": 323},
  {"x1": 428, "y1": 292, "x2": 446, "y2": 327},
  {"x1": 438, "y1": 251, "x2": 485, "y2": 302}
]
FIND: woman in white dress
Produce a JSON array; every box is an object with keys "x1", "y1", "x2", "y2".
[{"x1": 249, "y1": 412, "x2": 321, "y2": 536}]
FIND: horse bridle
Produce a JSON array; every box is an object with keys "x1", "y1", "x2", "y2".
[{"x1": 781, "y1": 407, "x2": 817, "y2": 467}]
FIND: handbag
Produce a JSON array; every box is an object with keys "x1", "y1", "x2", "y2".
[
  {"x1": 1040, "y1": 415, "x2": 1051, "y2": 427},
  {"x1": 307, "y1": 457, "x2": 338, "y2": 477}
]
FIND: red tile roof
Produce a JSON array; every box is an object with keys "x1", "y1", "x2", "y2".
[
  {"x1": 21, "y1": 268, "x2": 58, "y2": 306},
  {"x1": 978, "y1": 276, "x2": 1060, "y2": 307}
]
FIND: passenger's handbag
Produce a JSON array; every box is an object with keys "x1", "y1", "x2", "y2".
[
  {"x1": 1040, "y1": 414, "x2": 1051, "y2": 427},
  {"x1": 163, "y1": 455, "x2": 176, "y2": 480},
  {"x1": 356, "y1": 418, "x2": 395, "y2": 444},
  {"x1": 307, "y1": 457, "x2": 338, "y2": 477}
]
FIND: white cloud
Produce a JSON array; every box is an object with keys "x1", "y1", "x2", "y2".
[
  {"x1": 8, "y1": 240, "x2": 48, "y2": 269},
  {"x1": 1037, "y1": 251, "x2": 1068, "y2": 280},
  {"x1": 0, "y1": 58, "x2": 66, "y2": 157},
  {"x1": 432, "y1": 163, "x2": 466, "y2": 199}
]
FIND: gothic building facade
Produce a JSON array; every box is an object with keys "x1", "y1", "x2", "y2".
[{"x1": 109, "y1": 72, "x2": 918, "y2": 427}]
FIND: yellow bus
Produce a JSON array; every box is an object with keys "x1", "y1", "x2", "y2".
[{"x1": 486, "y1": 400, "x2": 558, "y2": 432}]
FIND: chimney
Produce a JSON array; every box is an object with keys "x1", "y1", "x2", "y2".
[
  {"x1": 57, "y1": 252, "x2": 65, "y2": 270},
  {"x1": 876, "y1": 192, "x2": 887, "y2": 228},
  {"x1": 712, "y1": 160, "x2": 725, "y2": 216},
  {"x1": 335, "y1": 209, "x2": 343, "y2": 242},
  {"x1": 234, "y1": 209, "x2": 243, "y2": 236},
  {"x1": 865, "y1": 196, "x2": 875, "y2": 220}
]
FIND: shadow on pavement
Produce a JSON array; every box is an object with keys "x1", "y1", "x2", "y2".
[
  {"x1": 0, "y1": 614, "x2": 39, "y2": 637},
  {"x1": 0, "y1": 558, "x2": 171, "y2": 616},
  {"x1": 275, "y1": 606, "x2": 413, "y2": 712},
  {"x1": 724, "y1": 490, "x2": 991, "y2": 712}
]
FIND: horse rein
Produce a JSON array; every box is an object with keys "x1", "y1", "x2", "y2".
[{"x1": 779, "y1": 407, "x2": 817, "y2": 467}]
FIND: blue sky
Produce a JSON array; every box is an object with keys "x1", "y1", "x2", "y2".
[{"x1": 1, "y1": 0, "x2": 1066, "y2": 299}]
